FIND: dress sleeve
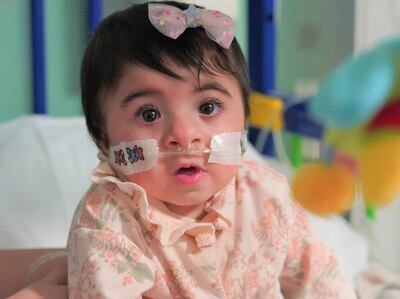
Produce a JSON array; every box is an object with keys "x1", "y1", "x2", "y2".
[
  {"x1": 279, "y1": 199, "x2": 357, "y2": 299},
  {"x1": 68, "y1": 227, "x2": 157, "y2": 299}
]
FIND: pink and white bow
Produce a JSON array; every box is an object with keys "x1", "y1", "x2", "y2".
[{"x1": 148, "y1": 3, "x2": 235, "y2": 49}]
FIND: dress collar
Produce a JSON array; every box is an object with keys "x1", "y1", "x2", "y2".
[{"x1": 91, "y1": 159, "x2": 235, "y2": 248}]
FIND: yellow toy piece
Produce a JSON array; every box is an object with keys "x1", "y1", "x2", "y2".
[
  {"x1": 249, "y1": 92, "x2": 284, "y2": 131},
  {"x1": 326, "y1": 126, "x2": 365, "y2": 159},
  {"x1": 360, "y1": 133, "x2": 400, "y2": 207}
]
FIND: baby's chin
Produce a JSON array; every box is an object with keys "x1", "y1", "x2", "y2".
[
  {"x1": 162, "y1": 198, "x2": 210, "y2": 218},
  {"x1": 151, "y1": 189, "x2": 213, "y2": 207}
]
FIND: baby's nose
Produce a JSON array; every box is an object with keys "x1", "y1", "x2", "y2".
[{"x1": 163, "y1": 118, "x2": 203, "y2": 150}]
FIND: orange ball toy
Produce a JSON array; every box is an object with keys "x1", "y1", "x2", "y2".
[{"x1": 291, "y1": 161, "x2": 356, "y2": 216}]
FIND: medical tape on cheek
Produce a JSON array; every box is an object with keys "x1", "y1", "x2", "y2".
[
  {"x1": 109, "y1": 139, "x2": 158, "y2": 175},
  {"x1": 208, "y1": 131, "x2": 246, "y2": 165}
]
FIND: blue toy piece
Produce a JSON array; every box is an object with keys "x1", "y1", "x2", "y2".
[
  {"x1": 310, "y1": 38, "x2": 400, "y2": 129},
  {"x1": 284, "y1": 101, "x2": 324, "y2": 140}
]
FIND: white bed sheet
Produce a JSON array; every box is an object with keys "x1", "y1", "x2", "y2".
[{"x1": 0, "y1": 115, "x2": 368, "y2": 284}]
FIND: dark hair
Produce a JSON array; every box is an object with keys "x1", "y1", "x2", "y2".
[{"x1": 81, "y1": 1, "x2": 251, "y2": 150}]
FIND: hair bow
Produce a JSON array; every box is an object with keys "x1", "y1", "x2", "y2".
[{"x1": 148, "y1": 3, "x2": 235, "y2": 49}]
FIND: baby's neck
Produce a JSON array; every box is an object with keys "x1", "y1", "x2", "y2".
[{"x1": 166, "y1": 202, "x2": 206, "y2": 219}]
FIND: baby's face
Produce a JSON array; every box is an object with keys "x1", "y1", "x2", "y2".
[{"x1": 103, "y1": 63, "x2": 245, "y2": 209}]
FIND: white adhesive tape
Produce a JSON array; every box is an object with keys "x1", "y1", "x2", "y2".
[
  {"x1": 109, "y1": 139, "x2": 158, "y2": 175},
  {"x1": 208, "y1": 131, "x2": 243, "y2": 165}
]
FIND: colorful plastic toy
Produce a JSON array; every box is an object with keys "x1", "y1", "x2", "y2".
[{"x1": 291, "y1": 38, "x2": 400, "y2": 220}]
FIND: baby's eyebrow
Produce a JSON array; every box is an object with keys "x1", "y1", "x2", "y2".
[
  {"x1": 194, "y1": 82, "x2": 231, "y2": 97},
  {"x1": 120, "y1": 89, "x2": 161, "y2": 107}
]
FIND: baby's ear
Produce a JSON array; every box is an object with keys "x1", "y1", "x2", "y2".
[
  {"x1": 96, "y1": 142, "x2": 110, "y2": 163},
  {"x1": 99, "y1": 144, "x2": 109, "y2": 158},
  {"x1": 244, "y1": 118, "x2": 250, "y2": 129},
  {"x1": 96, "y1": 129, "x2": 110, "y2": 157},
  {"x1": 93, "y1": 134, "x2": 109, "y2": 159}
]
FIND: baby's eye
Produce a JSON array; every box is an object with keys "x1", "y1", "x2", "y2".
[
  {"x1": 136, "y1": 105, "x2": 161, "y2": 123},
  {"x1": 142, "y1": 109, "x2": 160, "y2": 122},
  {"x1": 199, "y1": 100, "x2": 222, "y2": 116}
]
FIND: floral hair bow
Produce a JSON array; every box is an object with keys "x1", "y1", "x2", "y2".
[{"x1": 148, "y1": 3, "x2": 235, "y2": 49}]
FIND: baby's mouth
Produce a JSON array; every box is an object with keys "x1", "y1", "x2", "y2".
[
  {"x1": 174, "y1": 166, "x2": 200, "y2": 176},
  {"x1": 173, "y1": 165, "x2": 205, "y2": 184}
]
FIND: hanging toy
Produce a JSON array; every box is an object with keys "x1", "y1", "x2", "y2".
[{"x1": 291, "y1": 37, "x2": 400, "y2": 220}]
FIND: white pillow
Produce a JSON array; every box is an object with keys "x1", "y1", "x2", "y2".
[{"x1": 0, "y1": 116, "x2": 98, "y2": 249}]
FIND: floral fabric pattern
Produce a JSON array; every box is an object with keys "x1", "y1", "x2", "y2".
[{"x1": 68, "y1": 160, "x2": 356, "y2": 299}]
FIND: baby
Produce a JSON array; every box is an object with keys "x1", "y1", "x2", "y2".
[{"x1": 67, "y1": 1, "x2": 357, "y2": 298}]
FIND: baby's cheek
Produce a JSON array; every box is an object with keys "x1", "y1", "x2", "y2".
[
  {"x1": 126, "y1": 169, "x2": 155, "y2": 186},
  {"x1": 126, "y1": 164, "x2": 168, "y2": 190},
  {"x1": 209, "y1": 164, "x2": 239, "y2": 184}
]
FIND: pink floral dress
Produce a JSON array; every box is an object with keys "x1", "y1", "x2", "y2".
[{"x1": 67, "y1": 160, "x2": 356, "y2": 299}]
